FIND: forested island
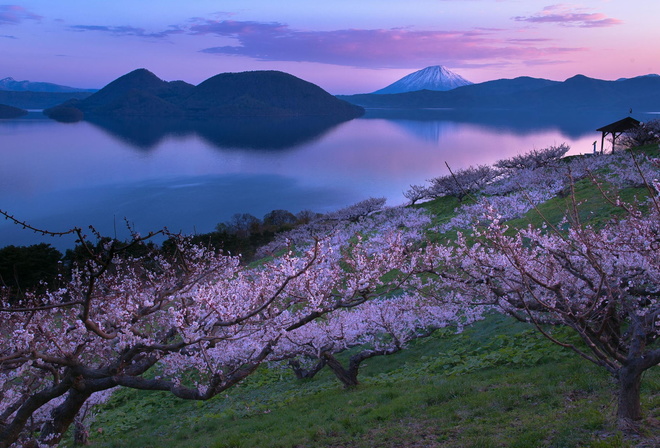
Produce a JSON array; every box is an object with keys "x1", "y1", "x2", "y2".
[{"x1": 44, "y1": 69, "x2": 364, "y2": 122}]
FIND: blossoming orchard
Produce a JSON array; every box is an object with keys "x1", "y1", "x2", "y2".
[{"x1": 2, "y1": 125, "x2": 660, "y2": 445}]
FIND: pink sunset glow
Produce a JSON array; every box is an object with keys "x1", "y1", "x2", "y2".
[{"x1": 1, "y1": 1, "x2": 658, "y2": 93}]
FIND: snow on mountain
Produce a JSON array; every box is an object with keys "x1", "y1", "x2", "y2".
[
  {"x1": 372, "y1": 66, "x2": 473, "y2": 94},
  {"x1": 0, "y1": 77, "x2": 96, "y2": 92}
]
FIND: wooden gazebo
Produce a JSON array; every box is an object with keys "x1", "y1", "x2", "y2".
[{"x1": 596, "y1": 117, "x2": 641, "y2": 153}]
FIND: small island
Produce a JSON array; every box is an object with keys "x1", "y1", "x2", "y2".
[{"x1": 0, "y1": 103, "x2": 28, "y2": 119}]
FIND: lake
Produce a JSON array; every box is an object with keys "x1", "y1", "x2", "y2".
[{"x1": 0, "y1": 108, "x2": 651, "y2": 250}]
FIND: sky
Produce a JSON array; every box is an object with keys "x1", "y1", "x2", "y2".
[{"x1": 1, "y1": 0, "x2": 658, "y2": 94}]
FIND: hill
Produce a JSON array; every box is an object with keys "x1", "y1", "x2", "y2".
[
  {"x1": 340, "y1": 74, "x2": 660, "y2": 112},
  {"x1": 0, "y1": 103, "x2": 28, "y2": 118},
  {"x1": 51, "y1": 69, "x2": 194, "y2": 118},
  {"x1": 44, "y1": 69, "x2": 364, "y2": 120},
  {"x1": 183, "y1": 70, "x2": 363, "y2": 117},
  {"x1": 373, "y1": 65, "x2": 472, "y2": 94}
]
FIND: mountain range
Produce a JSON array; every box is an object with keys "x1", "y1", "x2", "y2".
[
  {"x1": 44, "y1": 69, "x2": 364, "y2": 121},
  {"x1": 372, "y1": 66, "x2": 472, "y2": 94},
  {"x1": 339, "y1": 74, "x2": 660, "y2": 112},
  {"x1": 0, "y1": 77, "x2": 96, "y2": 93},
  {"x1": 3, "y1": 69, "x2": 660, "y2": 119}
]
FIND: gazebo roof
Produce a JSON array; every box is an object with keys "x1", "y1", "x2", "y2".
[{"x1": 596, "y1": 117, "x2": 641, "y2": 133}]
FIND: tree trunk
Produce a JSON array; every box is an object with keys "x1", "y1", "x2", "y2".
[
  {"x1": 0, "y1": 378, "x2": 73, "y2": 448},
  {"x1": 321, "y1": 347, "x2": 400, "y2": 388},
  {"x1": 289, "y1": 358, "x2": 326, "y2": 380},
  {"x1": 39, "y1": 389, "x2": 91, "y2": 446},
  {"x1": 321, "y1": 352, "x2": 359, "y2": 388},
  {"x1": 617, "y1": 363, "x2": 644, "y2": 431}
]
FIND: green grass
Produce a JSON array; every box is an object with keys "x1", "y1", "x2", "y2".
[
  {"x1": 414, "y1": 195, "x2": 467, "y2": 226},
  {"x1": 505, "y1": 179, "x2": 649, "y2": 231},
  {"x1": 75, "y1": 315, "x2": 660, "y2": 448}
]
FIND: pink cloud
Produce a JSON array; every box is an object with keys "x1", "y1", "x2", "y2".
[
  {"x1": 190, "y1": 19, "x2": 584, "y2": 69},
  {"x1": 0, "y1": 5, "x2": 42, "y2": 25},
  {"x1": 514, "y1": 4, "x2": 623, "y2": 28},
  {"x1": 507, "y1": 38, "x2": 555, "y2": 43}
]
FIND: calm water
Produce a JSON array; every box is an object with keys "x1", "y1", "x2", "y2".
[{"x1": 0, "y1": 108, "x2": 649, "y2": 250}]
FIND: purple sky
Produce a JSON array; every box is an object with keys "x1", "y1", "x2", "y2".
[{"x1": 1, "y1": 1, "x2": 658, "y2": 94}]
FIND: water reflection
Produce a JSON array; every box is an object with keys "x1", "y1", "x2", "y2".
[
  {"x1": 1, "y1": 108, "x2": 642, "y2": 250},
  {"x1": 87, "y1": 116, "x2": 349, "y2": 151},
  {"x1": 364, "y1": 108, "x2": 654, "y2": 141}
]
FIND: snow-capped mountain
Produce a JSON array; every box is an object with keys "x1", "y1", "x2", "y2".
[
  {"x1": 372, "y1": 66, "x2": 472, "y2": 94},
  {"x1": 0, "y1": 77, "x2": 96, "y2": 93}
]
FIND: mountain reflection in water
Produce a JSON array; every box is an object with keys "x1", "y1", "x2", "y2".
[
  {"x1": 363, "y1": 107, "x2": 645, "y2": 140},
  {"x1": 87, "y1": 115, "x2": 349, "y2": 150}
]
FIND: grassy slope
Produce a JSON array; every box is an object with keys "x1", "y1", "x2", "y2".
[{"x1": 76, "y1": 146, "x2": 660, "y2": 448}]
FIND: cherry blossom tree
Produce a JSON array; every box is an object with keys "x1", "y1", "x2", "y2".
[
  {"x1": 426, "y1": 165, "x2": 500, "y2": 202},
  {"x1": 621, "y1": 119, "x2": 660, "y2": 149},
  {"x1": 256, "y1": 201, "x2": 430, "y2": 259},
  {"x1": 403, "y1": 184, "x2": 430, "y2": 205},
  {"x1": 602, "y1": 151, "x2": 660, "y2": 190},
  {"x1": 423, "y1": 170, "x2": 660, "y2": 430},
  {"x1": 273, "y1": 294, "x2": 481, "y2": 387},
  {"x1": 323, "y1": 197, "x2": 387, "y2": 223},
  {"x1": 0, "y1": 218, "x2": 422, "y2": 447},
  {"x1": 404, "y1": 145, "x2": 570, "y2": 207},
  {"x1": 493, "y1": 144, "x2": 569, "y2": 172}
]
